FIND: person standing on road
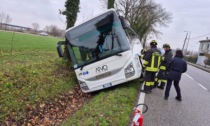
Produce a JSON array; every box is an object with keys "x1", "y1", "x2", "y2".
[
  {"x1": 142, "y1": 40, "x2": 161, "y2": 94},
  {"x1": 155, "y1": 44, "x2": 173, "y2": 89},
  {"x1": 164, "y1": 50, "x2": 187, "y2": 101}
]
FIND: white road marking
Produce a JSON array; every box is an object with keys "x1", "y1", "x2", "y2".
[
  {"x1": 184, "y1": 73, "x2": 208, "y2": 91},
  {"x1": 197, "y1": 83, "x2": 208, "y2": 91},
  {"x1": 184, "y1": 73, "x2": 194, "y2": 80}
]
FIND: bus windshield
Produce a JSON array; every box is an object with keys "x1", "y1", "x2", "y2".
[{"x1": 66, "y1": 11, "x2": 130, "y2": 69}]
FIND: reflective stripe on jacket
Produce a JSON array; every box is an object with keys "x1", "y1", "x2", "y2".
[
  {"x1": 143, "y1": 48, "x2": 161, "y2": 72},
  {"x1": 159, "y1": 49, "x2": 173, "y2": 70}
]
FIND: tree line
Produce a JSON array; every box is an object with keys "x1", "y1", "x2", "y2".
[
  {"x1": 31, "y1": 22, "x2": 65, "y2": 37},
  {"x1": 0, "y1": 12, "x2": 12, "y2": 30}
]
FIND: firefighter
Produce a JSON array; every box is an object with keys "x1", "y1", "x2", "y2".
[
  {"x1": 155, "y1": 43, "x2": 173, "y2": 89},
  {"x1": 142, "y1": 40, "x2": 161, "y2": 94},
  {"x1": 139, "y1": 49, "x2": 147, "y2": 83}
]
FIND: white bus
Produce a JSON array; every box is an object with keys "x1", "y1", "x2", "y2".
[{"x1": 57, "y1": 9, "x2": 143, "y2": 93}]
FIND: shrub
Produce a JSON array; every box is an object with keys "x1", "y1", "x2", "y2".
[
  {"x1": 204, "y1": 58, "x2": 210, "y2": 66},
  {"x1": 184, "y1": 56, "x2": 198, "y2": 64}
]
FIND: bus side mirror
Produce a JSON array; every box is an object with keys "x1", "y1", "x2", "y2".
[
  {"x1": 119, "y1": 16, "x2": 130, "y2": 29},
  {"x1": 57, "y1": 41, "x2": 65, "y2": 57}
]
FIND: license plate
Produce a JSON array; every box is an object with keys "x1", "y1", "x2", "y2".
[
  {"x1": 103, "y1": 83, "x2": 112, "y2": 88},
  {"x1": 96, "y1": 72, "x2": 111, "y2": 80}
]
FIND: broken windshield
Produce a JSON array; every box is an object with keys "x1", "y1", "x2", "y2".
[{"x1": 66, "y1": 11, "x2": 130, "y2": 69}]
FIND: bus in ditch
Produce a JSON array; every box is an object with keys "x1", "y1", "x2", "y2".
[{"x1": 57, "y1": 9, "x2": 143, "y2": 93}]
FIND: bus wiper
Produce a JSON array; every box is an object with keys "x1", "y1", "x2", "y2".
[
  {"x1": 80, "y1": 65, "x2": 85, "y2": 71},
  {"x1": 111, "y1": 31, "x2": 116, "y2": 50},
  {"x1": 80, "y1": 66, "x2": 84, "y2": 71}
]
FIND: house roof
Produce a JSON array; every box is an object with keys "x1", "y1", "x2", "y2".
[{"x1": 199, "y1": 39, "x2": 210, "y2": 43}]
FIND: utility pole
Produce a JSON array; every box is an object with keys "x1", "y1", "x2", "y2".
[
  {"x1": 185, "y1": 31, "x2": 191, "y2": 54},
  {"x1": 182, "y1": 32, "x2": 188, "y2": 55}
]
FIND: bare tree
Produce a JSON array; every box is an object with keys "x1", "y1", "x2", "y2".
[
  {"x1": 121, "y1": 0, "x2": 172, "y2": 47},
  {"x1": 0, "y1": 12, "x2": 12, "y2": 30},
  {"x1": 101, "y1": 0, "x2": 172, "y2": 47},
  {"x1": 44, "y1": 26, "x2": 51, "y2": 34},
  {"x1": 100, "y1": 0, "x2": 108, "y2": 9},
  {"x1": 0, "y1": 12, "x2": 6, "y2": 29},
  {"x1": 32, "y1": 22, "x2": 40, "y2": 34},
  {"x1": 5, "y1": 15, "x2": 12, "y2": 24},
  {"x1": 44, "y1": 25, "x2": 65, "y2": 37},
  {"x1": 4, "y1": 15, "x2": 12, "y2": 30},
  {"x1": 50, "y1": 25, "x2": 60, "y2": 37},
  {"x1": 46, "y1": 25, "x2": 64, "y2": 37}
]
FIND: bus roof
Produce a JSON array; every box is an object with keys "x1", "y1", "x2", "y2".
[{"x1": 65, "y1": 9, "x2": 117, "y2": 34}]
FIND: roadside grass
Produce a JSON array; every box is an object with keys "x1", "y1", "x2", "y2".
[
  {"x1": 0, "y1": 31, "x2": 77, "y2": 121},
  {"x1": 62, "y1": 80, "x2": 140, "y2": 126}
]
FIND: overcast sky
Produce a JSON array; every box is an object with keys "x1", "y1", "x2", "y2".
[{"x1": 1, "y1": 0, "x2": 210, "y2": 51}]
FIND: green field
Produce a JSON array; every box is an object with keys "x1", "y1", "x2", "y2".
[{"x1": 0, "y1": 31, "x2": 76, "y2": 121}]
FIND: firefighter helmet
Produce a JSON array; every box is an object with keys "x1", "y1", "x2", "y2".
[
  {"x1": 163, "y1": 43, "x2": 170, "y2": 48},
  {"x1": 150, "y1": 40, "x2": 157, "y2": 45}
]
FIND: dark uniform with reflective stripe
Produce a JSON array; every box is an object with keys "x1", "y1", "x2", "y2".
[
  {"x1": 156, "y1": 45, "x2": 173, "y2": 89},
  {"x1": 143, "y1": 43, "x2": 161, "y2": 93},
  {"x1": 155, "y1": 49, "x2": 173, "y2": 87}
]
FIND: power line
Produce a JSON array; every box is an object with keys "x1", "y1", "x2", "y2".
[{"x1": 190, "y1": 32, "x2": 210, "y2": 40}]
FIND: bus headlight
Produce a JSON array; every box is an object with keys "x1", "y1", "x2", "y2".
[
  {"x1": 124, "y1": 62, "x2": 135, "y2": 78},
  {"x1": 78, "y1": 80, "x2": 89, "y2": 90}
]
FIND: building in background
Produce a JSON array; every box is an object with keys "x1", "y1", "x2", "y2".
[
  {"x1": 196, "y1": 37, "x2": 210, "y2": 65},
  {"x1": 0, "y1": 23, "x2": 31, "y2": 32}
]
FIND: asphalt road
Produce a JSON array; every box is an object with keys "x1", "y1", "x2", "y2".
[{"x1": 143, "y1": 64, "x2": 210, "y2": 126}]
